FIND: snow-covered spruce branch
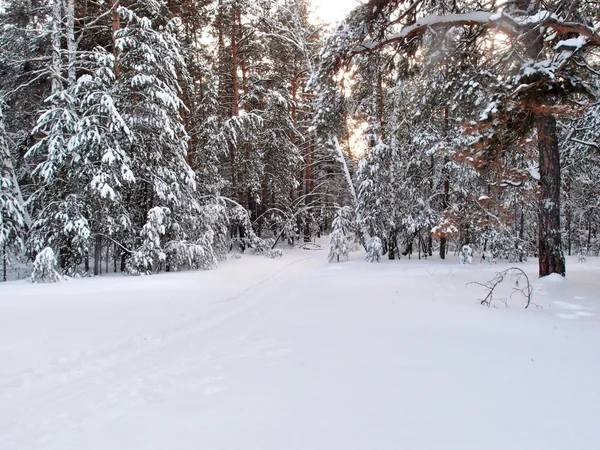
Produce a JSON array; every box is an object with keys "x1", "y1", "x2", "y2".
[{"x1": 467, "y1": 268, "x2": 533, "y2": 309}]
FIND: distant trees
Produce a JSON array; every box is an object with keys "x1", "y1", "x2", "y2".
[
  {"x1": 0, "y1": 103, "x2": 26, "y2": 281},
  {"x1": 315, "y1": 0, "x2": 600, "y2": 277}
]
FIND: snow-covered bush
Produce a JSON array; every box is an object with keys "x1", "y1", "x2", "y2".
[
  {"x1": 328, "y1": 206, "x2": 353, "y2": 263},
  {"x1": 30, "y1": 247, "x2": 63, "y2": 283},
  {"x1": 266, "y1": 249, "x2": 284, "y2": 259},
  {"x1": 508, "y1": 244, "x2": 527, "y2": 263},
  {"x1": 482, "y1": 250, "x2": 496, "y2": 264},
  {"x1": 127, "y1": 207, "x2": 169, "y2": 275},
  {"x1": 365, "y1": 236, "x2": 383, "y2": 263},
  {"x1": 328, "y1": 227, "x2": 349, "y2": 263},
  {"x1": 251, "y1": 237, "x2": 275, "y2": 254},
  {"x1": 459, "y1": 245, "x2": 473, "y2": 265}
]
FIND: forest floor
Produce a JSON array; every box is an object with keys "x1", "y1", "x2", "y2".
[{"x1": 1, "y1": 247, "x2": 600, "y2": 449}]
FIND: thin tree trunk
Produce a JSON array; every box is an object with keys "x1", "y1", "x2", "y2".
[
  {"x1": 440, "y1": 106, "x2": 449, "y2": 259},
  {"x1": 113, "y1": 244, "x2": 117, "y2": 273},
  {"x1": 519, "y1": 209, "x2": 525, "y2": 262},
  {"x1": 63, "y1": 0, "x2": 76, "y2": 87},
  {"x1": 565, "y1": 175, "x2": 572, "y2": 256},
  {"x1": 2, "y1": 243, "x2": 6, "y2": 282},
  {"x1": 51, "y1": 0, "x2": 62, "y2": 96},
  {"x1": 439, "y1": 176, "x2": 449, "y2": 260},
  {"x1": 111, "y1": 0, "x2": 121, "y2": 77},
  {"x1": 94, "y1": 235, "x2": 102, "y2": 276},
  {"x1": 121, "y1": 250, "x2": 127, "y2": 273}
]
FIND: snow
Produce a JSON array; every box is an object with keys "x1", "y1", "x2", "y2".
[
  {"x1": 554, "y1": 36, "x2": 588, "y2": 52},
  {"x1": 2, "y1": 249, "x2": 600, "y2": 450},
  {"x1": 361, "y1": 12, "x2": 494, "y2": 50},
  {"x1": 528, "y1": 166, "x2": 541, "y2": 180},
  {"x1": 515, "y1": 10, "x2": 556, "y2": 25}
]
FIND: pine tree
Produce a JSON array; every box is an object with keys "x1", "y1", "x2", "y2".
[
  {"x1": 0, "y1": 103, "x2": 26, "y2": 281},
  {"x1": 328, "y1": 206, "x2": 353, "y2": 263}
]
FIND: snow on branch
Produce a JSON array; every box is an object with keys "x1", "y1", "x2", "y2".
[{"x1": 355, "y1": 10, "x2": 600, "y2": 55}]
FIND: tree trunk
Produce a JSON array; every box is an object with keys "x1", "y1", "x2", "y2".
[
  {"x1": 93, "y1": 234, "x2": 102, "y2": 276},
  {"x1": 2, "y1": 243, "x2": 6, "y2": 282},
  {"x1": 51, "y1": 0, "x2": 63, "y2": 96},
  {"x1": 440, "y1": 106, "x2": 449, "y2": 259},
  {"x1": 439, "y1": 176, "x2": 449, "y2": 259},
  {"x1": 519, "y1": 209, "x2": 525, "y2": 262},
  {"x1": 113, "y1": 244, "x2": 118, "y2": 273},
  {"x1": 516, "y1": 0, "x2": 566, "y2": 277},
  {"x1": 537, "y1": 113, "x2": 565, "y2": 277},
  {"x1": 388, "y1": 230, "x2": 396, "y2": 260},
  {"x1": 230, "y1": 5, "x2": 239, "y2": 200},
  {"x1": 63, "y1": 0, "x2": 76, "y2": 87},
  {"x1": 111, "y1": 0, "x2": 121, "y2": 77},
  {"x1": 121, "y1": 250, "x2": 128, "y2": 273},
  {"x1": 565, "y1": 174, "x2": 572, "y2": 256}
]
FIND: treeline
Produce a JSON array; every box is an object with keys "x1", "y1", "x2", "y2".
[
  {"x1": 315, "y1": 0, "x2": 600, "y2": 277},
  {"x1": 1, "y1": 0, "x2": 346, "y2": 280}
]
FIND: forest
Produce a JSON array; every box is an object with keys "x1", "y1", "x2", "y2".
[{"x1": 1, "y1": 0, "x2": 599, "y2": 281}]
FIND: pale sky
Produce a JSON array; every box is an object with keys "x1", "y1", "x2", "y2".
[{"x1": 312, "y1": 0, "x2": 363, "y2": 25}]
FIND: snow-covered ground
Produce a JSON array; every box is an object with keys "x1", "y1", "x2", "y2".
[{"x1": 1, "y1": 249, "x2": 600, "y2": 450}]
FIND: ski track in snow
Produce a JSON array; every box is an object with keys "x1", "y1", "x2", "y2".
[{"x1": 1, "y1": 251, "x2": 600, "y2": 449}]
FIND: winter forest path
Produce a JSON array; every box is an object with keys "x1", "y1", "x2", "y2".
[{"x1": 1, "y1": 250, "x2": 600, "y2": 449}]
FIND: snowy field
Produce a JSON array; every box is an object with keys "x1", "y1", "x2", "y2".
[{"x1": 1, "y1": 249, "x2": 600, "y2": 450}]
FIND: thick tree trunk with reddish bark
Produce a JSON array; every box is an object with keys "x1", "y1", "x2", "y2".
[
  {"x1": 230, "y1": 5, "x2": 239, "y2": 199},
  {"x1": 536, "y1": 112, "x2": 565, "y2": 277},
  {"x1": 517, "y1": 0, "x2": 566, "y2": 277}
]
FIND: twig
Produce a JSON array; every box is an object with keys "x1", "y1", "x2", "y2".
[{"x1": 467, "y1": 267, "x2": 533, "y2": 309}]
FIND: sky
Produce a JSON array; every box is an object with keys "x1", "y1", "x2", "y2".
[{"x1": 312, "y1": 0, "x2": 363, "y2": 25}]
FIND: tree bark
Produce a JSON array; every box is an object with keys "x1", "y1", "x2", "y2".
[
  {"x1": 51, "y1": 0, "x2": 63, "y2": 96},
  {"x1": 63, "y1": 0, "x2": 76, "y2": 87},
  {"x1": 230, "y1": 5, "x2": 239, "y2": 200},
  {"x1": 440, "y1": 106, "x2": 449, "y2": 259},
  {"x1": 537, "y1": 112, "x2": 565, "y2": 276},
  {"x1": 2, "y1": 243, "x2": 6, "y2": 282},
  {"x1": 111, "y1": 0, "x2": 121, "y2": 77},
  {"x1": 93, "y1": 234, "x2": 102, "y2": 276},
  {"x1": 517, "y1": 4, "x2": 566, "y2": 277}
]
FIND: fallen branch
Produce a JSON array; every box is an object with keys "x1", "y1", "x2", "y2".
[{"x1": 467, "y1": 267, "x2": 533, "y2": 309}]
